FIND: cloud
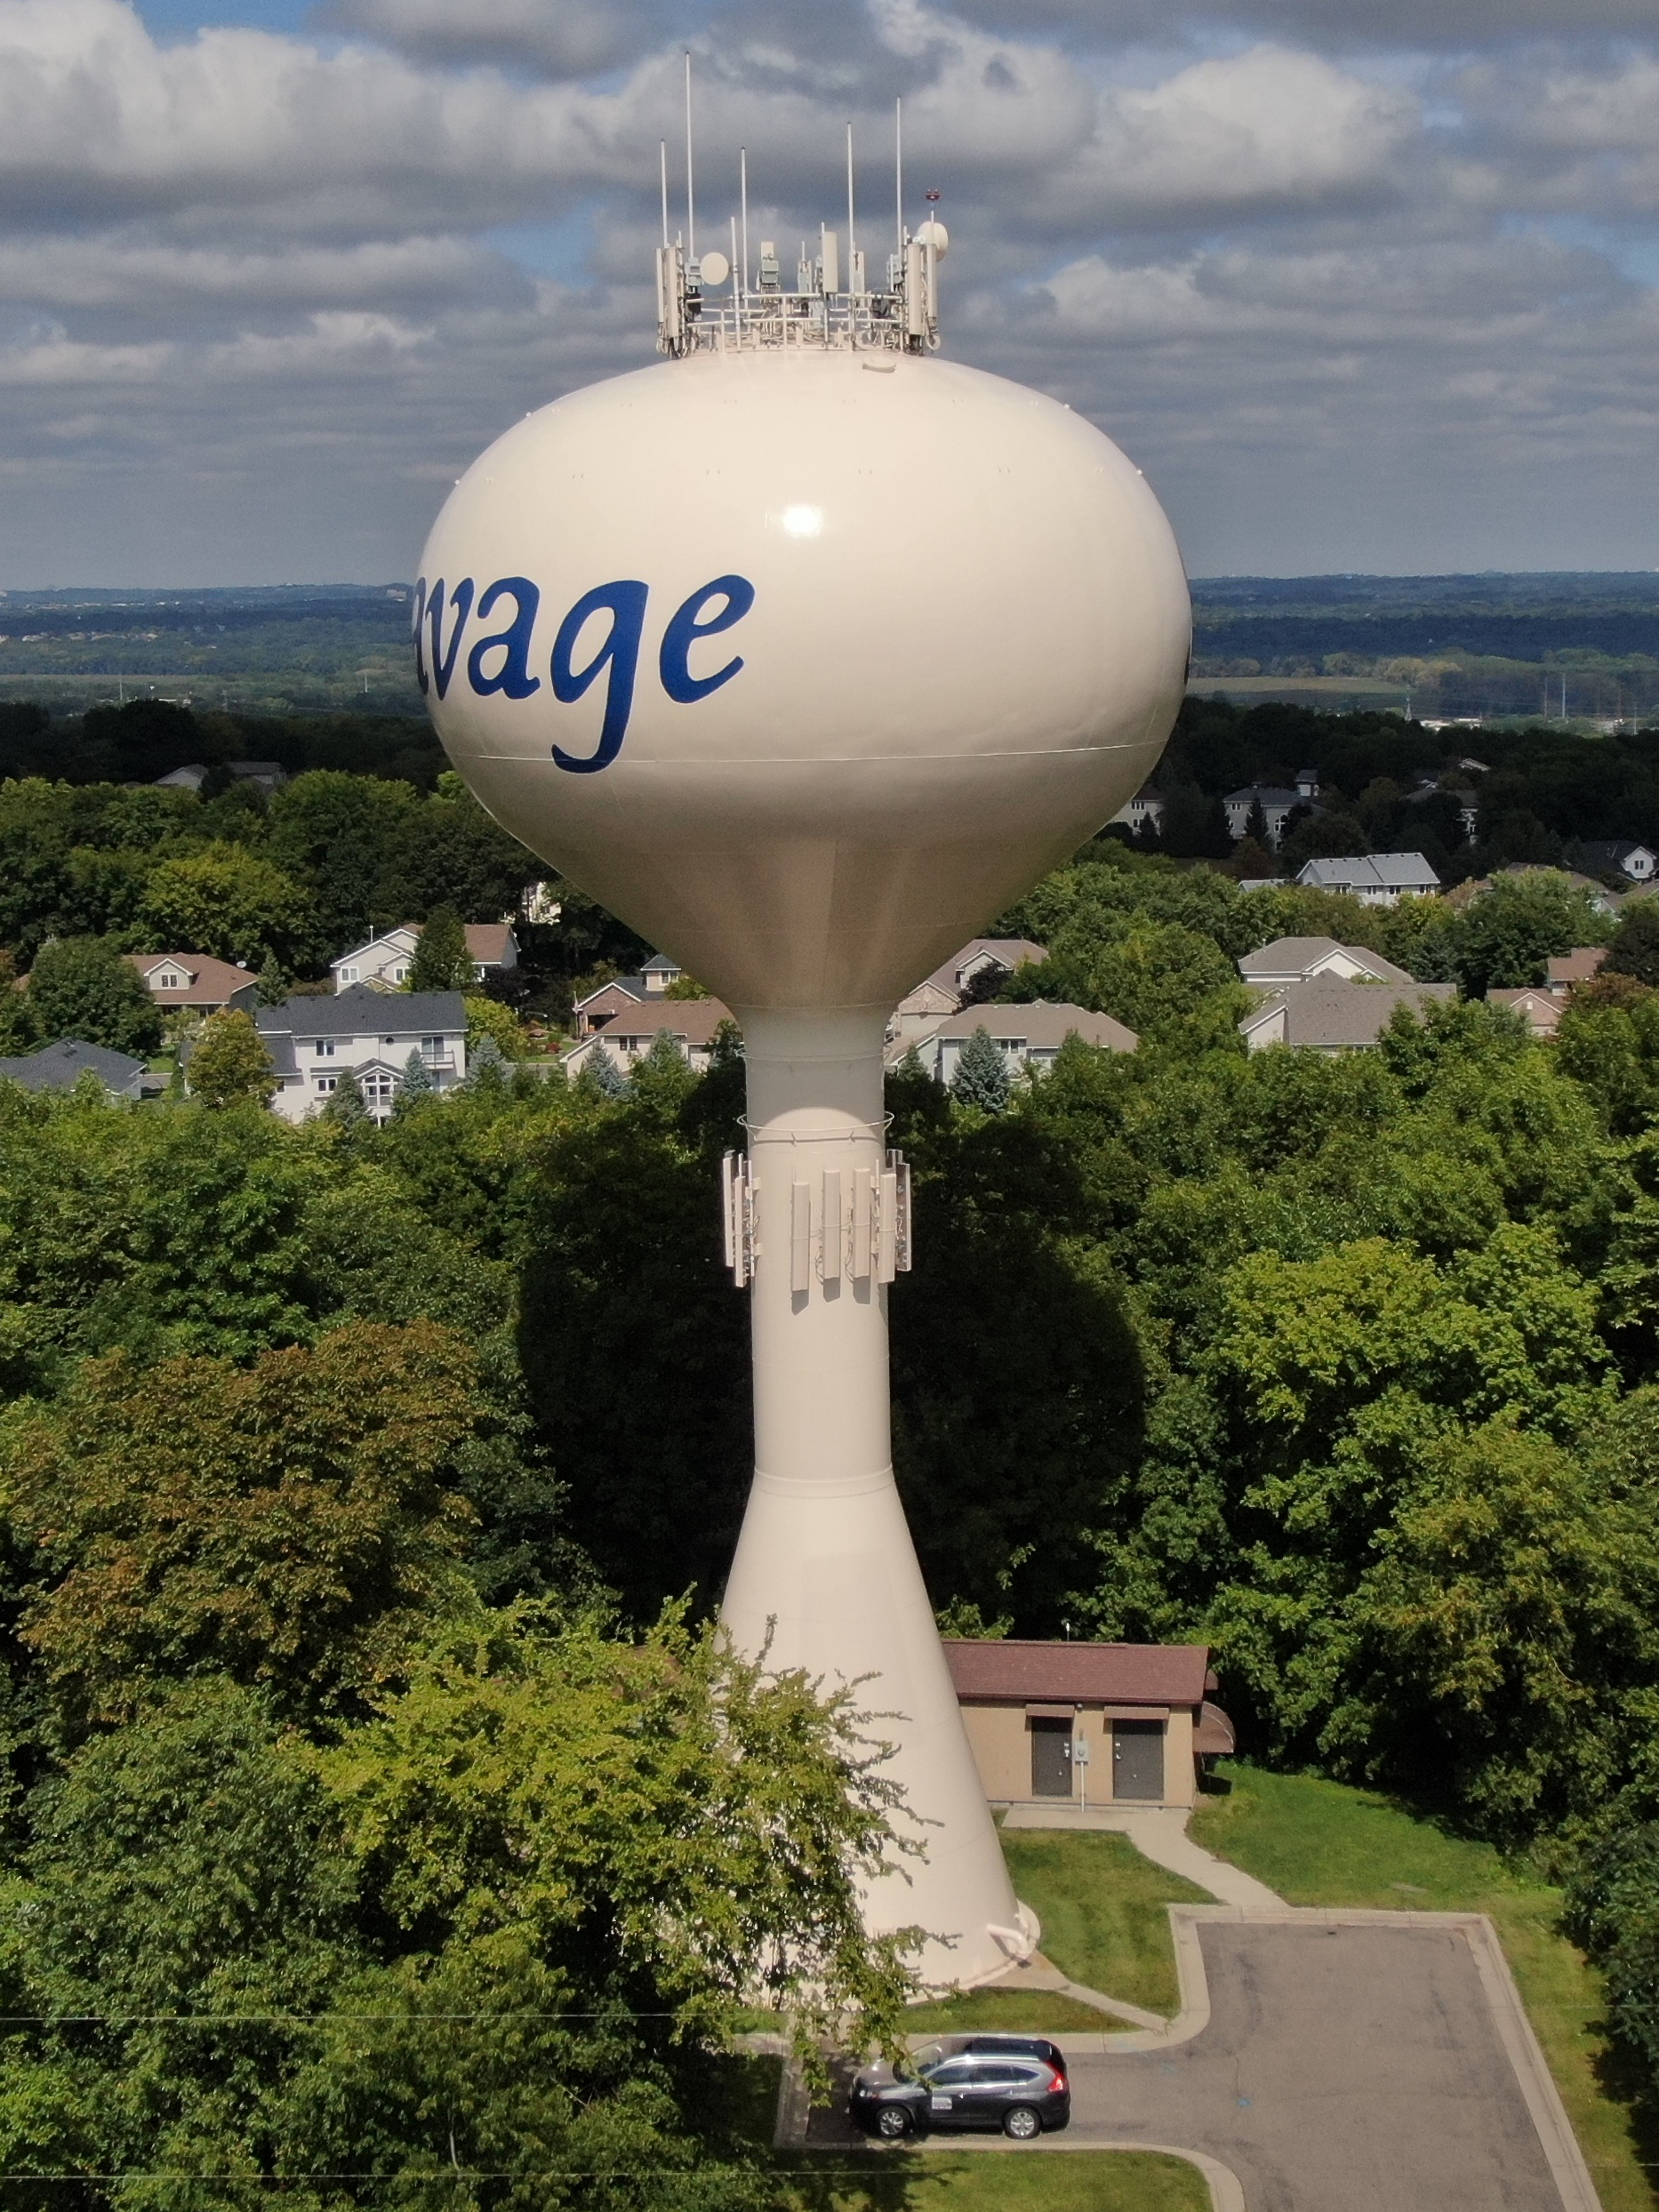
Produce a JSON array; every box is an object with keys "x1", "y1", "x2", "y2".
[{"x1": 0, "y1": 0, "x2": 1654, "y2": 581}]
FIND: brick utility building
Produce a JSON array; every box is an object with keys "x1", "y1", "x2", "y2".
[{"x1": 944, "y1": 1639, "x2": 1235, "y2": 1810}]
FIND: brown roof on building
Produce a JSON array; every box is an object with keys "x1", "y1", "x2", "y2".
[
  {"x1": 599, "y1": 996, "x2": 736, "y2": 1047},
  {"x1": 1242, "y1": 976, "x2": 1455, "y2": 1049},
  {"x1": 124, "y1": 952, "x2": 258, "y2": 1006},
  {"x1": 922, "y1": 938, "x2": 1049, "y2": 995},
  {"x1": 464, "y1": 922, "x2": 514, "y2": 964},
  {"x1": 1545, "y1": 947, "x2": 1608, "y2": 988},
  {"x1": 943, "y1": 1639, "x2": 1210, "y2": 1708},
  {"x1": 933, "y1": 1001, "x2": 1139, "y2": 1052}
]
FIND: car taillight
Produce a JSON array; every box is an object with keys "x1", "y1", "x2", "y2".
[{"x1": 1049, "y1": 2073, "x2": 1067, "y2": 2095}]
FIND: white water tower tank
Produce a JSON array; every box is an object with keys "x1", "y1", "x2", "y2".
[{"x1": 419, "y1": 227, "x2": 1190, "y2": 1990}]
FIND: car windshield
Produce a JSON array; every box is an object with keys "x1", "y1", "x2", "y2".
[{"x1": 905, "y1": 2042, "x2": 947, "y2": 2080}]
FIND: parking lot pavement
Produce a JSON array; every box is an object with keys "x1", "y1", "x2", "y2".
[
  {"x1": 791, "y1": 1915, "x2": 1591, "y2": 2211},
  {"x1": 1070, "y1": 1919, "x2": 1567, "y2": 2210}
]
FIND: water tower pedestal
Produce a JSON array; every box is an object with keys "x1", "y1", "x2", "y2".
[{"x1": 719, "y1": 1008, "x2": 1034, "y2": 1989}]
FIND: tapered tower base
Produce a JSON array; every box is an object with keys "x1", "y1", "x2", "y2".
[{"x1": 720, "y1": 1008, "x2": 1033, "y2": 1991}]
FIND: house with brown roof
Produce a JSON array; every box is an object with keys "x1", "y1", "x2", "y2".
[
  {"x1": 1488, "y1": 987, "x2": 1561, "y2": 1038},
  {"x1": 124, "y1": 952, "x2": 258, "y2": 1014},
  {"x1": 896, "y1": 1002, "x2": 1138, "y2": 1079},
  {"x1": 944, "y1": 1639, "x2": 1235, "y2": 1809},
  {"x1": 1238, "y1": 936, "x2": 1415, "y2": 990},
  {"x1": 561, "y1": 993, "x2": 736, "y2": 1079},
  {"x1": 1545, "y1": 947, "x2": 1608, "y2": 997},
  {"x1": 889, "y1": 938, "x2": 1050, "y2": 1045},
  {"x1": 1239, "y1": 976, "x2": 1456, "y2": 1054}
]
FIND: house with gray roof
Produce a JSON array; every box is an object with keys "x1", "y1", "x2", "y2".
[
  {"x1": 1239, "y1": 977, "x2": 1455, "y2": 1054},
  {"x1": 252, "y1": 984, "x2": 469, "y2": 1124},
  {"x1": 0, "y1": 1038, "x2": 150, "y2": 1100},
  {"x1": 1295, "y1": 852, "x2": 1440, "y2": 906}
]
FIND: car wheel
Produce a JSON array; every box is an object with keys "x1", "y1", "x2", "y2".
[
  {"x1": 1003, "y1": 2105, "x2": 1041, "y2": 2140},
  {"x1": 876, "y1": 2105, "x2": 913, "y2": 2140}
]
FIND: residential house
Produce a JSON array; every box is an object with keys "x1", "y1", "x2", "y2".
[
  {"x1": 1295, "y1": 852, "x2": 1440, "y2": 905},
  {"x1": 124, "y1": 951, "x2": 258, "y2": 1014},
  {"x1": 1406, "y1": 777, "x2": 1479, "y2": 838},
  {"x1": 331, "y1": 921, "x2": 519, "y2": 992},
  {"x1": 154, "y1": 760, "x2": 289, "y2": 795},
  {"x1": 1237, "y1": 936, "x2": 1415, "y2": 989},
  {"x1": 1575, "y1": 840, "x2": 1657, "y2": 886},
  {"x1": 1494, "y1": 865, "x2": 1623, "y2": 918},
  {"x1": 1222, "y1": 780, "x2": 1317, "y2": 846},
  {"x1": 897, "y1": 1001, "x2": 1138, "y2": 1082},
  {"x1": 1106, "y1": 783, "x2": 1165, "y2": 837},
  {"x1": 944, "y1": 1639, "x2": 1234, "y2": 1811},
  {"x1": 1488, "y1": 988, "x2": 1562, "y2": 1038},
  {"x1": 1239, "y1": 976, "x2": 1456, "y2": 1053},
  {"x1": 252, "y1": 985, "x2": 469, "y2": 1123},
  {"x1": 0, "y1": 1038, "x2": 151, "y2": 1100},
  {"x1": 561, "y1": 993, "x2": 736, "y2": 1079},
  {"x1": 571, "y1": 952, "x2": 693, "y2": 1038},
  {"x1": 1545, "y1": 947, "x2": 1608, "y2": 996},
  {"x1": 888, "y1": 938, "x2": 1049, "y2": 1046}
]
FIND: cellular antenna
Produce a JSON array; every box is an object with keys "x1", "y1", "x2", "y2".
[
  {"x1": 684, "y1": 51, "x2": 695, "y2": 260},
  {"x1": 660, "y1": 140, "x2": 669, "y2": 248},
  {"x1": 895, "y1": 98, "x2": 903, "y2": 255},
  {"x1": 740, "y1": 146, "x2": 749, "y2": 293},
  {"x1": 846, "y1": 120, "x2": 855, "y2": 286}
]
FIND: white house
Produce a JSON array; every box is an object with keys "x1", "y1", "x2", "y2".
[
  {"x1": 1107, "y1": 783, "x2": 1166, "y2": 837},
  {"x1": 1224, "y1": 769, "x2": 1319, "y2": 846},
  {"x1": 1295, "y1": 853, "x2": 1440, "y2": 906},
  {"x1": 897, "y1": 1001, "x2": 1138, "y2": 1081},
  {"x1": 331, "y1": 921, "x2": 519, "y2": 992},
  {"x1": 1238, "y1": 936, "x2": 1415, "y2": 990},
  {"x1": 1575, "y1": 841, "x2": 1658, "y2": 886},
  {"x1": 254, "y1": 985, "x2": 469, "y2": 1123}
]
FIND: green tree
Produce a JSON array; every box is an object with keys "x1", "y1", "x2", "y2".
[
  {"x1": 323, "y1": 1066, "x2": 368, "y2": 1126},
  {"x1": 1454, "y1": 871, "x2": 1614, "y2": 996},
  {"x1": 0, "y1": 949, "x2": 39, "y2": 1054},
  {"x1": 950, "y1": 1024, "x2": 1011, "y2": 1110},
  {"x1": 375, "y1": 772, "x2": 537, "y2": 921},
  {"x1": 262, "y1": 769, "x2": 418, "y2": 953},
  {"x1": 139, "y1": 843, "x2": 320, "y2": 974},
  {"x1": 27, "y1": 936, "x2": 162, "y2": 1055},
  {"x1": 185, "y1": 1008, "x2": 277, "y2": 1110},
  {"x1": 1603, "y1": 898, "x2": 1659, "y2": 987},
  {"x1": 464, "y1": 990, "x2": 531, "y2": 1059},
  {"x1": 397, "y1": 1045, "x2": 435, "y2": 1105},
  {"x1": 406, "y1": 902, "x2": 473, "y2": 991},
  {"x1": 573, "y1": 1040, "x2": 628, "y2": 1099},
  {"x1": 4, "y1": 1321, "x2": 480, "y2": 1721}
]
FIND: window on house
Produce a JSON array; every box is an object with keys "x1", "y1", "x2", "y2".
[
  {"x1": 316, "y1": 1075, "x2": 338, "y2": 1093},
  {"x1": 341, "y1": 966, "x2": 359, "y2": 984},
  {"x1": 363, "y1": 1074, "x2": 395, "y2": 1102},
  {"x1": 313, "y1": 1039, "x2": 334, "y2": 1057},
  {"x1": 421, "y1": 1036, "x2": 445, "y2": 1056},
  {"x1": 392, "y1": 965, "x2": 409, "y2": 982}
]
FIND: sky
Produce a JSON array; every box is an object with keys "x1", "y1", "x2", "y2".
[{"x1": 2, "y1": 0, "x2": 1658, "y2": 583}]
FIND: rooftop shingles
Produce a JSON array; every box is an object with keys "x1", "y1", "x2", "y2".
[{"x1": 942, "y1": 1639, "x2": 1209, "y2": 1707}]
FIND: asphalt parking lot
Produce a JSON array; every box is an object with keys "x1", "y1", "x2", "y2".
[{"x1": 797, "y1": 1915, "x2": 1583, "y2": 2211}]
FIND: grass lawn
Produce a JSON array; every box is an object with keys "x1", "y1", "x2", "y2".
[
  {"x1": 997, "y1": 1828, "x2": 1213, "y2": 2018},
  {"x1": 1192, "y1": 1761, "x2": 1657, "y2": 2212},
  {"x1": 773, "y1": 2150, "x2": 1209, "y2": 2210},
  {"x1": 901, "y1": 1989, "x2": 1121, "y2": 2035}
]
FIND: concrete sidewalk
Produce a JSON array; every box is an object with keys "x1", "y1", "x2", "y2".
[{"x1": 1003, "y1": 1799, "x2": 1286, "y2": 1912}]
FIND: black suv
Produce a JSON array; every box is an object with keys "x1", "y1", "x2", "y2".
[{"x1": 849, "y1": 2033, "x2": 1070, "y2": 2140}]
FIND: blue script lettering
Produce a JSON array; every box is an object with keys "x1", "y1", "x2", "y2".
[
  {"x1": 466, "y1": 577, "x2": 541, "y2": 699},
  {"x1": 659, "y1": 573, "x2": 756, "y2": 704},
  {"x1": 550, "y1": 580, "x2": 649, "y2": 774},
  {"x1": 426, "y1": 576, "x2": 474, "y2": 701}
]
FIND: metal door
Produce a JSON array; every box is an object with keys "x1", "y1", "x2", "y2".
[
  {"x1": 1111, "y1": 1719, "x2": 1164, "y2": 1801},
  {"x1": 1030, "y1": 1719, "x2": 1072, "y2": 1798}
]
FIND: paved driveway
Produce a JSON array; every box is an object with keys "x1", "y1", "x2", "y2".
[
  {"x1": 796, "y1": 1911, "x2": 1589, "y2": 2211},
  {"x1": 1069, "y1": 1918, "x2": 1563, "y2": 2210}
]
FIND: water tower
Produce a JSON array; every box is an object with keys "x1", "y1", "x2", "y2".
[{"x1": 416, "y1": 140, "x2": 1190, "y2": 1986}]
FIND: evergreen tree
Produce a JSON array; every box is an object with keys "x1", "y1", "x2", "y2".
[
  {"x1": 1244, "y1": 795, "x2": 1271, "y2": 847},
  {"x1": 950, "y1": 1024, "x2": 1011, "y2": 1111},
  {"x1": 254, "y1": 959, "x2": 290, "y2": 1007},
  {"x1": 396, "y1": 1046, "x2": 435, "y2": 1109},
  {"x1": 407, "y1": 904, "x2": 474, "y2": 992},
  {"x1": 463, "y1": 1034, "x2": 508, "y2": 1091},
  {"x1": 186, "y1": 1011, "x2": 277, "y2": 1110},
  {"x1": 573, "y1": 1042, "x2": 628, "y2": 1100},
  {"x1": 1606, "y1": 901, "x2": 1659, "y2": 989},
  {"x1": 321, "y1": 1066, "x2": 368, "y2": 1126}
]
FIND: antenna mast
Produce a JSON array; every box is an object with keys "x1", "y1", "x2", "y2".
[
  {"x1": 846, "y1": 121, "x2": 856, "y2": 287},
  {"x1": 660, "y1": 140, "x2": 669, "y2": 246},
  {"x1": 740, "y1": 146, "x2": 749, "y2": 293},
  {"x1": 684, "y1": 52, "x2": 695, "y2": 259},
  {"x1": 895, "y1": 98, "x2": 903, "y2": 253}
]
